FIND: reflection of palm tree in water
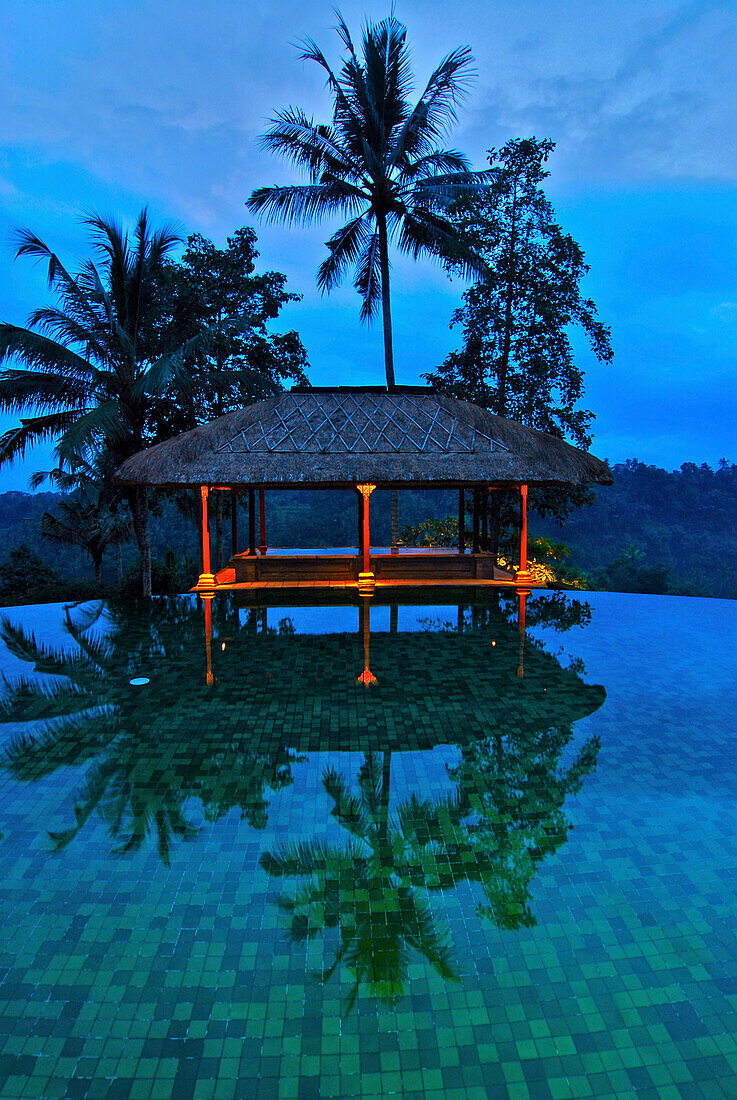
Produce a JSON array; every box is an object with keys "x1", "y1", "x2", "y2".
[
  {"x1": 262, "y1": 723, "x2": 598, "y2": 1006},
  {"x1": 261, "y1": 751, "x2": 459, "y2": 1011},
  {"x1": 0, "y1": 599, "x2": 299, "y2": 862},
  {"x1": 261, "y1": 593, "x2": 602, "y2": 1006}
]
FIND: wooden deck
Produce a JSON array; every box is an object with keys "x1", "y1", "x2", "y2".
[{"x1": 204, "y1": 549, "x2": 538, "y2": 596}]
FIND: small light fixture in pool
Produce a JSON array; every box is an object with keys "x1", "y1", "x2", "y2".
[
  {"x1": 221, "y1": 642, "x2": 226, "y2": 651},
  {"x1": 491, "y1": 640, "x2": 496, "y2": 647},
  {"x1": 129, "y1": 677, "x2": 150, "y2": 686}
]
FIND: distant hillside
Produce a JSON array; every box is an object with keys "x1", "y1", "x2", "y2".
[
  {"x1": 535, "y1": 460, "x2": 737, "y2": 598},
  {"x1": 0, "y1": 461, "x2": 734, "y2": 598}
]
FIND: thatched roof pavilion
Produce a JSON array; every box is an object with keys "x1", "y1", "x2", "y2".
[
  {"x1": 118, "y1": 386, "x2": 611, "y2": 489},
  {"x1": 116, "y1": 386, "x2": 612, "y2": 595}
]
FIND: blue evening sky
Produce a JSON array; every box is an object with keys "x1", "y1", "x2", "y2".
[{"x1": 1, "y1": 0, "x2": 735, "y2": 489}]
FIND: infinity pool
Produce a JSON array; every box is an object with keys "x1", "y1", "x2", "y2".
[{"x1": 0, "y1": 591, "x2": 735, "y2": 1099}]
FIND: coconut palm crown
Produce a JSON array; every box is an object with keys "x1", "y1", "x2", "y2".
[
  {"x1": 247, "y1": 13, "x2": 487, "y2": 389},
  {"x1": 0, "y1": 210, "x2": 209, "y2": 596}
]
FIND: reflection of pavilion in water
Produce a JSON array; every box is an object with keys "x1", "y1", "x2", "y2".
[{"x1": 0, "y1": 592, "x2": 605, "y2": 1008}]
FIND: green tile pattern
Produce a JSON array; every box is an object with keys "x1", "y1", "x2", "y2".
[{"x1": 0, "y1": 592, "x2": 735, "y2": 1099}]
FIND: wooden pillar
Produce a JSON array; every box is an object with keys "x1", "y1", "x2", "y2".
[
  {"x1": 248, "y1": 487, "x2": 256, "y2": 555},
  {"x1": 259, "y1": 489, "x2": 267, "y2": 555},
  {"x1": 472, "y1": 489, "x2": 480, "y2": 554},
  {"x1": 197, "y1": 485, "x2": 215, "y2": 590},
  {"x1": 230, "y1": 489, "x2": 238, "y2": 558},
  {"x1": 481, "y1": 489, "x2": 488, "y2": 553},
  {"x1": 357, "y1": 483, "x2": 376, "y2": 594},
  {"x1": 357, "y1": 492, "x2": 364, "y2": 557},
  {"x1": 517, "y1": 483, "x2": 532, "y2": 585},
  {"x1": 458, "y1": 489, "x2": 465, "y2": 554}
]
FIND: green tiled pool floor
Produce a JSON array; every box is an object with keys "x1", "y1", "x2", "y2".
[{"x1": 0, "y1": 592, "x2": 736, "y2": 1099}]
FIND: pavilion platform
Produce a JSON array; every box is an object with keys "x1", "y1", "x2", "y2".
[{"x1": 206, "y1": 547, "x2": 537, "y2": 596}]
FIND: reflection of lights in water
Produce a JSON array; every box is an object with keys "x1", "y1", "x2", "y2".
[
  {"x1": 221, "y1": 642, "x2": 226, "y2": 651},
  {"x1": 129, "y1": 677, "x2": 150, "y2": 686},
  {"x1": 491, "y1": 640, "x2": 496, "y2": 647}
]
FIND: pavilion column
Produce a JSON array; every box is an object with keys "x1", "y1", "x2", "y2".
[
  {"x1": 197, "y1": 485, "x2": 216, "y2": 591},
  {"x1": 230, "y1": 489, "x2": 238, "y2": 558},
  {"x1": 357, "y1": 493, "x2": 364, "y2": 558},
  {"x1": 458, "y1": 489, "x2": 465, "y2": 554},
  {"x1": 248, "y1": 488, "x2": 256, "y2": 555},
  {"x1": 357, "y1": 483, "x2": 376, "y2": 595},
  {"x1": 259, "y1": 489, "x2": 267, "y2": 555},
  {"x1": 517, "y1": 483, "x2": 532, "y2": 585},
  {"x1": 472, "y1": 489, "x2": 480, "y2": 554}
]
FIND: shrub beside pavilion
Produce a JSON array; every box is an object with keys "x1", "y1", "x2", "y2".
[{"x1": 115, "y1": 386, "x2": 612, "y2": 596}]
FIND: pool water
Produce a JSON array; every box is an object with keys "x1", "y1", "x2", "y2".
[{"x1": 0, "y1": 591, "x2": 735, "y2": 1100}]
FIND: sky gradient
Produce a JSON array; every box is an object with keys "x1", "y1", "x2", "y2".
[{"x1": 1, "y1": 0, "x2": 735, "y2": 489}]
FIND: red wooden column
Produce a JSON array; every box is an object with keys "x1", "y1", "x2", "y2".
[
  {"x1": 197, "y1": 485, "x2": 216, "y2": 590},
  {"x1": 458, "y1": 489, "x2": 465, "y2": 554},
  {"x1": 517, "y1": 483, "x2": 532, "y2": 585},
  {"x1": 356, "y1": 483, "x2": 376, "y2": 594},
  {"x1": 259, "y1": 489, "x2": 267, "y2": 555}
]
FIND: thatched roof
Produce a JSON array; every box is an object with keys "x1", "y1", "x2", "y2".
[{"x1": 116, "y1": 387, "x2": 612, "y2": 489}]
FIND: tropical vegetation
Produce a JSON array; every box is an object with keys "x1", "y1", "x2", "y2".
[{"x1": 0, "y1": 214, "x2": 307, "y2": 595}]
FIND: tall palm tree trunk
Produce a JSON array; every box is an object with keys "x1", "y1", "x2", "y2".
[
  {"x1": 378, "y1": 214, "x2": 400, "y2": 550},
  {"x1": 378, "y1": 215, "x2": 396, "y2": 391},
  {"x1": 130, "y1": 486, "x2": 152, "y2": 599}
]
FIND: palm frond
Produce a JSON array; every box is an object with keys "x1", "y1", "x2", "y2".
[
  {"x1": 323, "y1": 766, "x2": 368, "y2": 836},
  {"x1": 247, "y1": 181, "x2": 364, "y2": 226},
  {"x1": 53, "y1": 400, "x2": 126, "y2": 467},
  {"x1": 357, "y1": 752, "x2": 384, "y2": 818},
  {"x1": 354, "y1": 230, "x2": 382, "y2": 322},
  {"x1": 397, "y1": 45, "x2": 475, "y2": 162},
  {"x1": 1, "y1": 708, "x2": 114, "y2": 780},
  {"x1": 397, "y1": 209, "x2": 487, "y2": 279},
  {"x1": 130, "y1": 328, "x2": 216, "y2": 400},
  {"x1": 0, "y1": 411, "x2": 83, "y2": 466},
  {"x1": 25, "y1": 307, "x2": 110, "y2": 365},
  {"x1": 0, "y1": 324, "x2": 99, "y2": 383},
  {"x1": 0, "y1": 675, "x2": 90, "y2": 722},
  {"x1": 260, "y1": 837, "x2": 362, "y2": 877},
  {"x1": 317, "y1": 213, "x2": 373, "y2": 293},
  {"x1": 260, "y1": 110, "x2": 361, "y2": 182}
]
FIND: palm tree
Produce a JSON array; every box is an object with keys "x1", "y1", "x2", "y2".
[
  {"x1": 36, "y1": 458, "x2": 131, "y2": 587},
  {"x1": 0, "y1": 210, "x2": 207, "y2": 596},
  {"x1": 247, "y1": 13, "x2": 487, "y2": 544}
]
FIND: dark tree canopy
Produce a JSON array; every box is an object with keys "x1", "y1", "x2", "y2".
[
  {"x1": 149, "y1": 228, "x2": 308, "y2": 440},
  {"x1": 427, "y1": 137, "x2": 612, "y2": 448},
  {"x1": 426, "y1": 138, "x2": 613, "y2": 530}
]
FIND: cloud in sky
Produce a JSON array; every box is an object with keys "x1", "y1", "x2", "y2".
[{"x1": 0, "y1": 0, "x2": 735, "y2": 488}]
